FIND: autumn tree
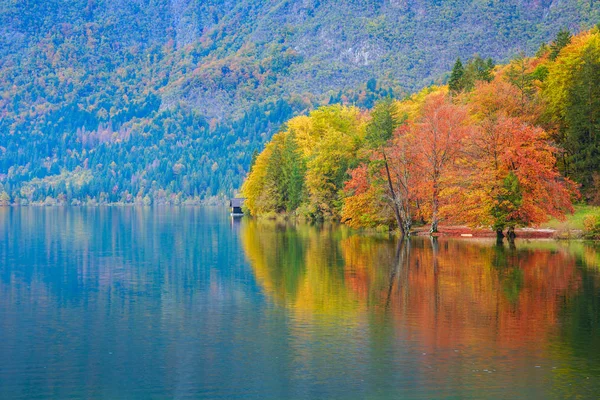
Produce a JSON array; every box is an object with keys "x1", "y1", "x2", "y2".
[
  {"x1": 241, "y1": 138, "x2": 277, "y2": 215},
  {"x1": 472, "y1": 69, "x2": 544, "y2": 125},
  {"x1": 304, "y1": 106, "x2": 365, "y2": 218},
  {"x1": 343, "y1": 122, "x2": 419, "y2": 233},
  {"x1": 455, "y1": 111, "x2": 576, "y2": 238},
  {"x1": 385, "y1": 124, "x2": 422, "y2": 234},
  {"x1": 410, "y1": 92, "x2": 471, "y2": 233},
  {"x1": 341, "y1": 164, "x2": 394, "y2": 229},
  {"x1": 242, "y1": 105, "x2": 364, "y2": 218}
]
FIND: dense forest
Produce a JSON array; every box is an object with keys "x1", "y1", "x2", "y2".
[
  {"x1": 242, "y1": 27, "x2": 600, "y2": 236},
  {"x1": 1, "y1": 0, "x2": 599, "y2": 205}
]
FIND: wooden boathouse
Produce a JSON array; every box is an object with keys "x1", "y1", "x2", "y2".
[{"x1": 229, "y1": 198, "x2": 245, "y2": 216}]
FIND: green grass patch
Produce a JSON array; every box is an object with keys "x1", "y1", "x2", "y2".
[{"x1": 541, "y1": 204, "x2": 600, "y2": 230}]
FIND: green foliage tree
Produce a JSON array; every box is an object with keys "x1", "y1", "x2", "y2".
[
  {"x1": 564, "y1": 43, "x2": 600, "y2": 191},
  {"x1": 462, "y1": 56, "x2": 495, "y2": 91},
  {"x1": 366, "y1": 98, "x2": 399, "y2": 148},
  {"x1": 249, "y1": 149, "x2": 260, "y2": 172},
  {"x1": 490, "y1": 172, "x2": 523, "y2": 238},
  {"x1": 265, "y1": 135, "x2": 286, "y2": 212},
  {"x1": 281, "y1": 132, "x2": 306, "y2": 212},
  {"x1": 367, "y1": 78, "x2": 377, "y2": 92},
  {"x1": 544, "y1": 30, "x2": 600, "y2": 197},
  {"x1": 506, "y1": 54, "x2": 536, "y2": 111},
  {"x1": 550, "y1": 28, "x2": 573, "y2": 60},
  {"x1": 448, "y1": 58, "x2": 465, "y2": 93}
]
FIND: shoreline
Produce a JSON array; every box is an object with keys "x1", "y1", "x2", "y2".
[
  {"x1": 410, "y1": 225, "x2": 582, "y2": 240},
  {"x1": 0, "y1": 206, "x2": 592, "y2": 241}
]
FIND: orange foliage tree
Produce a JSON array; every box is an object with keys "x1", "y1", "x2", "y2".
[
  {"x1": 341, "y1": 164, "x2": 396, "y2": 229},
  {"x1": 451, "y1": 83, "x2": 578, "y2": 236},
  {"x1": 409, "y1": 92, "x2": 473, "y2": 233}
]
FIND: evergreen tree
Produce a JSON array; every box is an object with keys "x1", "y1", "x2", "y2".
[
  {"x1": 249, "y1": 149, "x2": 259, "y2": 172},
  {"x1": 550, "y1": 28, "x2": 572, "y2": 60},
  {"x1": 281, "y1": 132, "x2": 306, "y2": 212},
  {"x1": 365, "y1": 98, "x2": 399, "y2": 148},
  {"x1": 448, "y1": 58, "x2": 465, "y2": 92},
  {"x1": 367, "y1": 78, "x2": 377, "y2": 92},
  {"x1": 463, "y1": 56, "x2": 495, "y2": 91},
  {"x1": 565, "y1": 43, "x2": 600, "y2": 194},
  {"x1": 491, "y1": 172, "x2": 523, "y2": 237}
]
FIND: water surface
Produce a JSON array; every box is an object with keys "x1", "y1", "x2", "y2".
[{"x1": 1, "y1": 207, "x2": 599, "y2": 399}]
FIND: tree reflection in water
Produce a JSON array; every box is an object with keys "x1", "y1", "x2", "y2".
[{"x1": 241, "y1": 219, "x2": 600, "y2": 397}]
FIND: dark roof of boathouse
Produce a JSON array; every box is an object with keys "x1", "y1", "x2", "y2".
[{"x1": 230, "y1": 198, "x2": 245, "y2": 208}]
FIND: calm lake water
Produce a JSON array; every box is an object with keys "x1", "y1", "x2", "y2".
[{"x1": 1, "y1": 207, "x2": 599, "y2": 399}]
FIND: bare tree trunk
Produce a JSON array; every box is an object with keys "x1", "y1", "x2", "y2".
[
  {"x1": 403, "y1": 219, "x2": 412, "y2": 237},
  {"x1": 429, "y1": 181, "x2": 439, "y2": 235},
  {"x1": 383, "y1": 152, "x2": 405, "y2": 236}
]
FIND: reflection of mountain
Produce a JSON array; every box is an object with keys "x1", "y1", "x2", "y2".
[
  {"x1": 0, "y1": 207, "x2": 245, "y2": 300},
  {"x1": 0, "y1": 207, "x2": 276, "y2": 399},
  {"x1": 242, "y1": 221, "x2": 600, "y2": 395}
]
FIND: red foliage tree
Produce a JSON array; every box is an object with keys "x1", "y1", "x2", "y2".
[{"x1": 409, "y1": 92, "x2": 473, "y2": 233}]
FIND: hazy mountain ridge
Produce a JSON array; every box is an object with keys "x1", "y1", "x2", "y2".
[{"x1": 0, "y1": 0, "x2": 598, "y2": 204}]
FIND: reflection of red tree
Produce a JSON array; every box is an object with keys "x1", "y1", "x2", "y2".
[
  {"x1": 342, "y1": 237, "x2": 374, "y2": 299},
  {"x1": 387, "y1": 241, "x2": 581, "y2": 351},
  {"x1": 340, "y1": 238, "x2": 582, "y2": 351}
]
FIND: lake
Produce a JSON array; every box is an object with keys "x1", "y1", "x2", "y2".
[{"x1": 1, "y1": 207, "x2": 599, "y2": 399}]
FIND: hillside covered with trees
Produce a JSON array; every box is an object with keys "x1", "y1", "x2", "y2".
[
  {"x1": 1, "y1": 0, "x2": 599, "y2": 204},
  {"x1": 242, "y1": 27, "x2": 600, "y2": 236}
]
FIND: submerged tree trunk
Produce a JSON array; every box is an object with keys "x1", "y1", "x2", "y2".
[
  {"x1": 496, "y1": 228, "x2": 504, "y2": 241},
  {"x1": 507, "y1": 226, "x2": 516, "y2": 240}
]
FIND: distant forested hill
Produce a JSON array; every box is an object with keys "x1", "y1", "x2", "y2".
[{"x1": 0, "y1": 0, "x2": 598, "y2": 205}]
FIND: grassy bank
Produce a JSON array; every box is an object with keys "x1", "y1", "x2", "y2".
[{"x1": 541, "y1": 205, "x2": 600, "y2": 231}]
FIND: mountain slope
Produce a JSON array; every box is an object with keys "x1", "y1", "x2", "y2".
[{"x1": 0, "y1": 0, "x2": 598, "y2": 204}]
